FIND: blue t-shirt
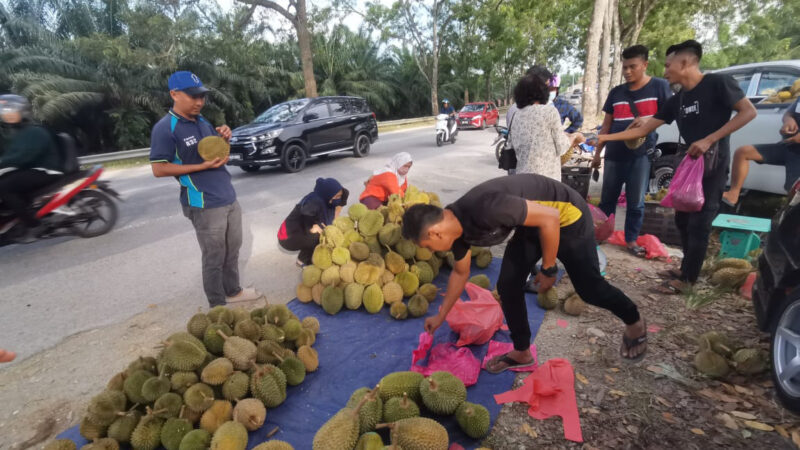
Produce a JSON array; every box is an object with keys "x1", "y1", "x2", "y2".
[
  {"x1": 602, "y1": 77, "x2": 672, "y2": 161},
  {"x1": 440, "y1": 105, "x2": 455, "y2": 115},
  {"x1": 149, "y1": 110, "x2": 236, "y2": 209}
]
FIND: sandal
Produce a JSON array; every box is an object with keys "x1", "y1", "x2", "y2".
[
  {"x1": 620, "y1": 325, "x2": 648, "y2": 362},
  {"x1": 656, "y1": 268, "x2": 682, "y2": 279},
  {"x1": 627, "y1": 244, "x2": 646, "y2": 258},
  {"x1": 650, "y1": 279, "x2": 687, "y2": 295},
  {"x1": 486, "y1": 352, "x2": 536, "y2": 374}
]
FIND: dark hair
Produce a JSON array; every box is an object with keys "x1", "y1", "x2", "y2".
[
  {"x1": 621, "y1": 45, "x2": 649, "y2": 61},
  {"x1": 666, "y1": 40, "x2": 702, "y2": 61},
  {"x1": 401, "y1": 204, "x2": 444, "y2": 242},
  {"x1": 514, "y1": 66, "x2": 551, "y2": 107}
]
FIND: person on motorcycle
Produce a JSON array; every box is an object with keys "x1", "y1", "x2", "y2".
[
  {"x1": 440, "y1": 99, "x2": 456, "y2": 131},
  {"x1": 547, "y1": 74, "x2": 583, "y2": 133},
  {"x1": 0, "y1": 94, "x2": 64, "y2": 233}
]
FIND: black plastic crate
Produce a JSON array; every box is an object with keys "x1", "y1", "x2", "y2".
[
  {"x1": 561, "y1": 166, "x2": 591, "y2": 199},
  {"x1": 640, "y1": 202, "x2": 682, "y2": 246}
]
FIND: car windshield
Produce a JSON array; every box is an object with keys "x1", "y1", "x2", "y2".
[
  {"x1": 461, "y1": 104, "x2": 485, "y2": 112},
  {"x1": 254, "y1": 99, "x2": 310, "y2": 124}
]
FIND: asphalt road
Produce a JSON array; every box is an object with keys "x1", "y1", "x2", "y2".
[{"x1": 0, "y1": 125, "x2": 507, "y2": 363}]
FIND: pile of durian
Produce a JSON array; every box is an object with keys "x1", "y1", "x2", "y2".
[
  {"x1": 693, "y1": 331, "x2": 769, "y2": 378},
  {"x1": 297, "y1": 186, "x2": 493, "y2": 319},
  {"x1": 760, "y1": 79, "x2": 800, "y2": 104},
  {"x1": 704, "y1": 257, "x2": 755, "y2": 289},
  {"x1": 312, "y1": 370, "x2": 489, "y2": 450},
  {"x1": 45, "y1": 304, "x2": 321, "y2": 450}
]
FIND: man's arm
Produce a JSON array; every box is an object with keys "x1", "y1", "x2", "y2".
[
  {"x1": 424, "y1": 249, "x2": 471, "y2": 334},
  {"x1": 687, "y1": 97, "x2": 756, "y2": 157},
  {"x1": 591, "y1": 114, "x2": 614, "y2": 168},
  {"x1": 598, "y1": 117, "x2": 664, "y2": 144},
  {"x1": 522, "y1": 201, "x2": 560, "y2": 271},
  {"x1": 781, "y1": 101, "x2": 799, "y2": 137},
  {"x1": 151, "y1": 158, "x2": 227, "y2": 178}
]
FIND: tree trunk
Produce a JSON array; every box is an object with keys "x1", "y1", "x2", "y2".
[
  {"x1": 582, "y1": 0, "x2": 609, "y2": 127},
  {"x1": 597, "y1": 0, "x2": 612, "y2": 113},
  {"x1": 295, "y1": 0, "x2": 317, "y2": 98},
  {"x1": 485, "y1": 70, "x2": 492, "y2": 103},
  {"x1": 429, "y1": 0, "x2": 440, "y2": 116},
  {"x1": 610, "y1": 0, "x2": 623, "y2": 87},
  {"x1": 464, "y1": 87, "x2": 469, "y2": 104}
]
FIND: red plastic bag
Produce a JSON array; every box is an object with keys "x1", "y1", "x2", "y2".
[
  {"x1": 607, "y1": 231, "x2": 670, "y2": 259},
  {"x1": 446, "y1": 283, "x2": 504, "y2": 346},
  {"x1": 411, "y1": 332, "x2": 481, "y2": 386},
  {"x1": 589, "y1": 204, "x2": 615, "y2": 242},
  {"x1": 661, "y1": 155, "x2": 705, "y2": 212}
]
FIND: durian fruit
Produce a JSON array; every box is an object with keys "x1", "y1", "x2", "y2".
[
  {"x1": 302, "y1": 317, "x2": 321, "y2": 334},
  {"x1": 200, "y1": 400, "x2": 233, "y2": 434},
  {"x1": 710, "y1": 267, "x2": 752, "y2": 288},
  {"x1": 390, "y1": 302, "x2": 408, "y2": 320},
  {"x1": 230, "y1": 307, "x2": 250, "y2": 325},
  {"x1": 355, "y1": 261, "x2": 383, "y2": 285},
  {"x1": 378, "y1": 371, "x2": 424, "y2": 402},
  {"x1": 332, "y1": 247, "x2": 351, "y2": 266},
  {"x1": 222, "y1": 371, "x2": 250, "y2": 401},
  {"x1": 340, "y1": 261, "x2": 357, "y2": 283},
  {"x1": 563, "y1": 294, "x2": 587, "y2": 316},
  {"x1": 127, "y1": 356, "x2": 158, "y2": 375},
  {"x1": 333, "y1": 216, "x2": 355, "y2": 232},
  {"x1": 282, "y1": 318, "x2": 302, "y2": 341},
  {"x1": 108, "y1": 411, "x2": 142, "y2": 443},
  {"x1": 455, "y1": 402, "x2": 490, "y2": 438},
  {"x1": 187, "y1": 313, "x2": 212, "y2": 340},
  {"x1": 182, "y1": 410, "x2": 202, "y2": 428},
  {"x1": 262, "y1": 324, "x2": 285, "y2": 343},
  {"x1": 732, "y1": 348, "x2": 768, "y2": 375},
  {"x1": 207, "y1": 307, "x2": 236, "y2": 327},
  {"x1": 204, "y1": 323, "x2": 233, "y2": 356},
  {"x1": 537, "y1": 287, "x2": 559, "y2": 310},
  {"x1": 250, "y1": 364, "x2": 287, "y2": 408},
  {"x1": 364, "y1": 235, "x2": 383, "y2": 254},
  {"x1": 142, "y1": 374, "x2": 172, "y2": 403},
  {"x1": 321, "y1": 266, "x2": 341, "y2": 286},
  {"x1": 411, "y1": 262, "x2": 434, "y2": 285},
  {"x1": 266, "y1": 305, "x2": 291, "y2": 327},
  {"x1": 321, "y1": 286, "x2": 345, "y2": 315},
  {"x1": 106, "y1": 372, "x2": 126, "y2": 392},
  {"x1": 382, "y1": 392, "x2": 420, "y2": 422},
  {"x1": 349, "y1": 242, "x2": 371, "y2": 261},
  {"x1": 344, "y1": 230, "x2": 363, "y2": 248},
  {"x1": 217, "y1": 331, "x2": 257, "y2": 370},
  {"x1": 312, "y1": 395, "x2": 371, "y2": 450},
  {"x1": 359, "y1": 210, "x2": 385, "y2": 236},
  {"x1": 80, "y1": 416, "x2": 108, "y2": 441},
  {"x1": 302, "y1": 266, "x2": 323, "y2": 288},
  {"x1": 324, "y1": 226, "x2": 346, "y2": 248},
  {"x1": 380, "y1": 269, "x2": 395, "y2": 285},
  {"x1": 171, "y1": 372, "x2": 199, "y2": 395},
  {"x1": 210, "y1": 421, "x2": 248, "y2": 450},
  {"x1": 201, "y1": 358, "x2": 234, "y2": 386},
  {"x1": 355, "y1": 432, "x2": 384, "y2": 450},
  {"x1": 347, "y1": 387, "x2": 384, "y2": 434},
  {"x1": 123, "y1": 369, "x2": 155, "y2": 405},
  {"x1": 130, "y1": 412, "x2": 164, "y2": 450},
  {"x1": 376, "y1": 417, "x2": 448, "y2": 450},
  {"x1": 296, "y1": 284, "x2": 313, "y2": 303},
  {"x1": 161, "y1": 417, "x2": 193, "y2": 450},
  {"x1": 395, "y1": 239, "x2": 417, "y2": 260},
  {"x1": 345, "y1": 283, "x2": 366, "y2": 310},
  {"x1": 417, "y1": 284, "x2": 438, "y2": 302},
  {"x1": 418, "y1": 371, "x2": 466, "y2": 415},
  {"x1": 475, "y1": 251, "x2": 492, "y2": 269},
  {"x1": 349, "y1": 203, "x2": 368, "y2": 221},
  {"x1": 233, "y1": 398, "x2": 266, "y2": 431},
  {"x1": 80, "y1": 438, "x2": 119, "y2": 450},
  {"x1": 697, "y1": 331, "x2": 734, "y2": 358},
  {"x1": 184, "y1": 383, "x2": 215, "y2": 413},
  {"x1": 362, "y1": 284, "x2": 384, "y2": 314},
  {"x1": 712, "y1": 258, "x2": 752, "y2": 272},
  {"x1": 233, "y1": 319, "x2": 262, "y2": 342},
  {"x1": 178, "y1": 429, "x2": 211, "y2": 450},
  {"x1": 296, "y1": 328, "x2": 317, "y2": 347},
  {"x1": 468, "y1": 274, "x2": 490, "y2": 290},
  {"x1": 415, "y1": 247, "x2": 432, "y2": 261},
  {"x1": 379, "y1": 223, "x2": 402, "y2": 247},
  {"x1": 87, "y1": 390, "x2": 127, "y2": 426},
  {"x1": 250, "y1": 307, "x2": 268, "y2": 325},
  {"x1": 407, "y1": 295, "x2": 429, "y2": 318},
  {"x1": 297, "y1": 345, "x2": 320, "y2": 372},
  {"x1": 256, "y1": 340, "x2": 283, "y2": 365},
  {"x1": 694, "y1": 350, "x2": 730, "y2": 378},
  {"x1": 312, "y1": 245, "x2": 334, "y2": 270},
  {"x1": 385, "y1": 251, "x2": 406, "y2": 275},
  {"x1": 44, "y1": 440, "x2": 77, "y2": 450},
  {"x1": 395, "y1": 271, "x2": 420, "y2": 297},
  {"x1": 153, "y1": 392, "x2": 184, "y2": 419},
  {"x1": 273, "y1": 352, "x2": 306, "y2": 386},
  {"x1": 382, "y1": 282, "x2": 404, "y2": 305}
]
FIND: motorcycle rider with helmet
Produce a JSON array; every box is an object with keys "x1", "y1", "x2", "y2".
[{"x1": 440, "y1": 99, "x2": 457, "y2": 132}]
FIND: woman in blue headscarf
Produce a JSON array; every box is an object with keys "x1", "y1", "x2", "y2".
[{"x1": 278, "y1": 177, "x2": 348, "y2": 266}]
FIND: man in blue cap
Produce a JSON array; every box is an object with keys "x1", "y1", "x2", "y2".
[{"x1": 149, "y1": 71, "x2": 262, "y2": 306}]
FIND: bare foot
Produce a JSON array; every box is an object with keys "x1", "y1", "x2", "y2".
[
  {"x1": 486, "y1": 349, "x2": 534, "y2": 373},
  {"x1": 0, "y1": 349, "x2": 17, "y2": 363},
  {"x1": 621, "y1": 320, "x2": 647, "y2": 359},
  {"x1": 722, "y1": 190, "x2": 739, "y2": 206}
]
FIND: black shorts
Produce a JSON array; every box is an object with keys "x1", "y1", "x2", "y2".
[{"x1": 754, "y1": 142, "x2": 800, "y2": 191}]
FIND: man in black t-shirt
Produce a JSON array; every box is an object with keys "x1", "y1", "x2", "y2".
[
  {"x1": 598, "y1": 40, "x2": 757, "y2": 293},
  {"x1": 402, "y1": 174, "x2": 646, "y2": 370}
]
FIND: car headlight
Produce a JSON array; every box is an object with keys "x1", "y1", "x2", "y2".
[{"x1": 265, "y1": 128, "x2": 283, "y2": 139}]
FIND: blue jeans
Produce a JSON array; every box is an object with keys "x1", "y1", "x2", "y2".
[{"x1": 599, "y1": 156, "x2": 651, "y2": 243}]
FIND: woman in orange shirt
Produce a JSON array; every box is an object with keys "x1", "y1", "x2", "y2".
[{"x1": 359, "y1": 152, "x2": 413, "y2": 209}]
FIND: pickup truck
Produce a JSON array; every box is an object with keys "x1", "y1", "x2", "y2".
[{"x1": 650, "y1": 60, "x2": 800, "y2": 195}]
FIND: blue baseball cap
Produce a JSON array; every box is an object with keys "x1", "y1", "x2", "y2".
[{"x1": 168, "y1": 71, "x2": 209, "y2": 95}]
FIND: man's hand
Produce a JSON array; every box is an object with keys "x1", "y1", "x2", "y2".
[
  {"x1": 783, "y1": 133, "x2": 800, "y2": 144},
  {"x1": 569, "y1": 133, "x2": 585, "y2": 146},
  {"x1": 202, "y1": 157, "x2": 228, "y2": 169},
  {"x1": 216, "y1": 125, "x2": 232, "y2": 142},
  {"x1": 533, "y1": 272, "x2": 557, "y2": 292},
  {"x1": 310, "y1": 224, "x2": 323, "y2": 234},
  {"x1": 591, "y1": 152, "x2": 602, "y2": 169},
  {"x1": 424, "y1": 314, "x2": 446, "y2": 335},
  {"x1": 629, "y1": 117, "x2": 647, "y2": 129},
  {"x1": 687, "y1": 137, "x2": 714, "y2": 158},
  {"x1": 781, "y1": 117, "x2": 799, "y2": 136}
]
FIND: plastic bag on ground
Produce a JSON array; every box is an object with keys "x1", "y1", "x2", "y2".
[
  {"x1": 607, "y1": 231, "x2": 670, "y2": 259},
  {"x1": 589, "y1": 204, "x2": 615, "y2": 243},
  {"x1": 411, "y1": 332, "x2": 481, "y2": 387},
  {"x1": 446, "y1": 283, "x2": 504, "y2": 346},
  {"x1": 661, "y1": 155, "x2": 705, "y2": 212}
]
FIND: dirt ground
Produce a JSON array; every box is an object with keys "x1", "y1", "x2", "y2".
[{"x1": 2, "y1": 244, "x2": 799, "y2": 449}]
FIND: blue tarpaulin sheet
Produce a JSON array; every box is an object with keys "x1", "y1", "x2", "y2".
[{"x1": 58, "y1": 257, "x2": 547, "y2": 449}]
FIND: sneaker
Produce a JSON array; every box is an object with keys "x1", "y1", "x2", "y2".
[{"x1": 226, "y1": 287, "x2": 264, "y2": 304}]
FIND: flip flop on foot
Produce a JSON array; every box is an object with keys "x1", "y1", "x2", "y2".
[
  {"x1": 486, "y1": 352, "x2": 536, "y2": 374},
  {"x1": 226, "y1": 287, "x2": 264, "y2": 304},
  {"x1": 722, "y1": 191, "x2": 739, "y2": 208},
  {"x1": 650, "y1": 279, "x2": 688, "y2": 295},
  {"x1": 620, "y1": 324, "x2": 647, "y2": 362},
  {"x1": 627, "y1": 244, "x2": 646, "y2": 258}
]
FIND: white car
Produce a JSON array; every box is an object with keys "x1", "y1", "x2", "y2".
[{"x1": 651, "y1": 60, "x2": 800, "y2": 195}]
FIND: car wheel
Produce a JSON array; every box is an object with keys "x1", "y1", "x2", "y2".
[
  {"x1": 649, "y1": 156, "x2": 679, "y2": 193},
  {"x1": 240, "y1": 164, "x2": 260, "y2": 173},
  {"x1": 280, "y1": 144, "x2": 307, "y2": 173},
  {"x1": 353, "y1": 134, "x2": 370, "y2": 158},
  {"x1": 771, "y1": 294, "x2": 800, "y2": 413}
]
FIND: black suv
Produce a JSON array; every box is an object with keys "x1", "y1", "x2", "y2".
[{"x1": 227, "y1": 96, "x2": 378, "y2": 173}]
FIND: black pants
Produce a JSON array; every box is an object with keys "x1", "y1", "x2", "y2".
[
  {"x1": 497, "y1": 208, "x2": 641, "y2": 351},
  {"x1": 675, "y1": 165, "x2": 727, "y2": 283},
  {"x1": 278, "y1": 231, "x2": 320, "y2": 265},
  {"x1": 0, "y1": 169, "x2": 60, "y2": 226}
]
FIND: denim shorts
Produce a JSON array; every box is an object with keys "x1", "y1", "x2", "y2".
[{"x1": 754, "y1": 142, "x2": 800, "y2": 191}]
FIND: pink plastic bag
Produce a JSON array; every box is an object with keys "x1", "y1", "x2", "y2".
[
  {"x1": 607, "y1": 231, "x2": 670, "y2": 259},
  {"x1": 411, "y1": 332, "x2": 481, "y2": 386},
  {"x1": 661, "y1": 155, "x2": 705, "y2": 212},
  {"x1": 589, "y1": 204, "x2": 615, "y2": 242},
  {"x1": 446, "y1": 283, "x2": 504, "y2": 346},
  {"x1": 481, "y1": 340, "x2": 539, "y2": 372}
]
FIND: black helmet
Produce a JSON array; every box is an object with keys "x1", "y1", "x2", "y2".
[{"x1": 0, "y1": 94, "x2": 32, "y2": 123}]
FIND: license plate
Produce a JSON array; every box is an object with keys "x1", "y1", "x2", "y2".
[{"x1": 229, "y1": 153, "x2": 242, "y2": 161}]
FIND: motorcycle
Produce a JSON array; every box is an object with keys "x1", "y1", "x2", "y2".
[
  {"x1": 0, "y1": 165, "x2": 120, "y2": 246},
  {"x1": 492, "y1": 124, "x2": 509, "y2": 162},
  {"x1": 435, "y1": 114, "x2": 458, "y2": 146}
]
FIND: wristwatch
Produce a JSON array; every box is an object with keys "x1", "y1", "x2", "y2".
[{"x1": 540, "y1": 264, "x2": 558, "y2": 277}]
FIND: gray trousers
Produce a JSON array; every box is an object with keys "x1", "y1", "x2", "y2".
[{"x1": 183, "y1": 201, "x2": 242, "y2": 306}]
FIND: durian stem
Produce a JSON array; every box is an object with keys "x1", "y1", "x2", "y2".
[
  {"x1": 216, "y1": 330, "x2": 230, "y2": 340},
  {"x1": 179, "y1": 405, "x2": 186, "y2": 419},
  {"x1": 271, "y1": 352, "x2": 285, "y2": 363},
  {"x1": 266, "y1": 427, "x2": 280, "y2": 438},
  {"x1": 375, "y1": 423, "x2": 396, "y2": 431}
]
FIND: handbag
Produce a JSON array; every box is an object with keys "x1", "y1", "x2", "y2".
[
  {"x1": 622, "y1": 90, "x2": 647, "y2": 150},
  {"x1": 498, "y1": 115, "x2": 517, "y2": 171},
  {"x1": 676, "y1": 90, "x2": 719, "y2": 177}
]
